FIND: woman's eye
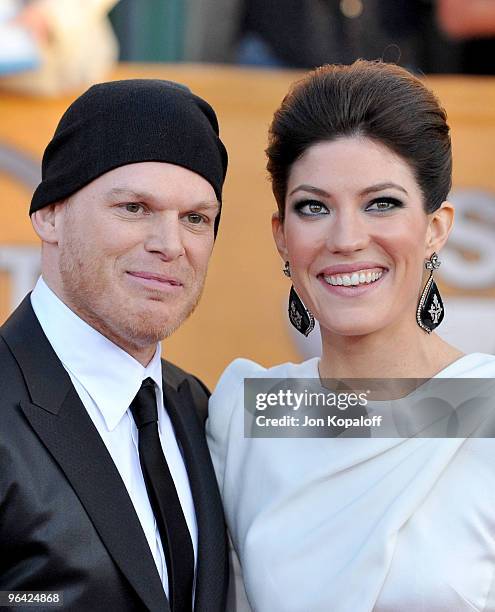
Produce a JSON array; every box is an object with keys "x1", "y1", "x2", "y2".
[
  {"x1": 366, "y1": 198, "x2": 402, "y2": 212},
  {"x1": 295, "y1": 200, "x2": 329, "y2": 216}
]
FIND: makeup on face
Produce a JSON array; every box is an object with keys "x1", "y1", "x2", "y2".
[{"x1": 277, "y1": 136, "x2": 430, "y2": 336}]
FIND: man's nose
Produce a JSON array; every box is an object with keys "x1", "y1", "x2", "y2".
[{"x1": 143, "y1": 213, "x2": 185, "y2": 261}]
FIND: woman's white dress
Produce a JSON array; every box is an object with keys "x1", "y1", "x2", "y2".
[{"x1": 207, "y1": 353, "x2": 495, "y2": 612}]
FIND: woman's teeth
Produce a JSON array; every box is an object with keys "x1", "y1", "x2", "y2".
[{"x1": 323, "y1": 270, "x2": 384, "y2": 287}]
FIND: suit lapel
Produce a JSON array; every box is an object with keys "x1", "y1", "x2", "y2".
[
  {"x1": 1, "y1": 296, "x2": 169, "y2": 612},
  {"x1": 163, "y1": 379, "x2": 228, "y2": 611}
]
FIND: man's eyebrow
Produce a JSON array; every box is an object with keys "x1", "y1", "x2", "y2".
[
  {"x1": 107, "y1": 188, "x2": 220, "y2": 210},
  {"x1": 107, "y1": 187, "x2": 154, "y2": 201},
  {"x1": 192, "y1": 201, "x2": 221, "y2": 212}
]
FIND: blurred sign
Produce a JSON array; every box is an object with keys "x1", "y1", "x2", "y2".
[{"x1": 0, "y1": 245, "x2": 40, "y2": 308}]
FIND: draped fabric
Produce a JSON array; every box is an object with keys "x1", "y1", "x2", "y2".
[{"x1": 208, "y1": 353, "x2": 495, "y2": 612}]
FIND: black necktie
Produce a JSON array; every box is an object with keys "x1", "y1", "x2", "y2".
[{"x1": 130, "y1": 378, "x2": 194, "y2": 612}]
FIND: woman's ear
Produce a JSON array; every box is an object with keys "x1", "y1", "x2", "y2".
[
  {"x1": 426, "y1": 201, "x2": 455, "y2": 255},
  {"x1": 272, "y1": 211, "x2": 288, "y2": 263},
  {"x1": 30, "y1": 202, "x2": 65, "y2": 244}
]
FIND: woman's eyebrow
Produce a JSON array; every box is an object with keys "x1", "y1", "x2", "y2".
[
  {"x1": 359, "y1": 182, "x2": 409, "y2": 196},
  {"x1": 288, "y1": 182, "x2": 409, "y2": 198},
  {"x1": 288, "y1": 185, "x2": 330, "y2": 197}
]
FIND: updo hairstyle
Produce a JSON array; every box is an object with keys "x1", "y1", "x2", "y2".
[{"x1": 266, "y1": 60, "x2": 452, "y2": 220}]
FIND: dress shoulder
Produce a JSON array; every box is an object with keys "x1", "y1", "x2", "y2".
[
  {"x1": 209, "y1": 356, "x2": 320, "y2": 427},
  {"x1": 214, "y1": 357, "x2": 267, "y2": 398},
  {"x1": 207, "y1": 359, "x2": 264, "y2": 493},
  {"x1": 437, "y1": 352, "x2": 495, "y2": 377},
  {"x1": 206, "y1": 357, "x2": 319, "y2": 491},
  {"x1": 207, "y1": 358, "x2": 265, "y2": 442}
]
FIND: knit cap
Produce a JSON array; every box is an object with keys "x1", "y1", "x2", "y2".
[{"x1": 30, "y1": 79, "x2": 228, "y2": 234}]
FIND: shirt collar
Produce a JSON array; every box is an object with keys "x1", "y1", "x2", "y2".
[{"x1": 30, "y1": 276, "x2": 163, "y2": 431}]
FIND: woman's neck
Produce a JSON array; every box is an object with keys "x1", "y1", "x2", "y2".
[{"x1": 318, "y1": 319, "x2": 464, "y2": 380}]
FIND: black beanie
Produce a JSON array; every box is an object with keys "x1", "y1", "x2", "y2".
[{"x1": 30, "y1": 79, "x2": 228, "y2": 234}]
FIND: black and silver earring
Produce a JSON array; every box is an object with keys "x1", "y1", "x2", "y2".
[
  {"x1": 283, "y1": 261, "x2": 315, "y2": 337},
  {"x1": 416, "y1": 252, "x2": 444, "y2": 333}
]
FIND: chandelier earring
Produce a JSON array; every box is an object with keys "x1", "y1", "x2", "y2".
[
  {"x1": 416, "y1": 252, "x2": 444, "y2": 333},
  {"x1": 282, "y1": 261, "x2": 315, "y2": 337}
]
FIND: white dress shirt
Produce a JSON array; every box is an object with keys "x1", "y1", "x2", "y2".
[{"x1": 31, "y1": 276, "x2": 198, "y2": 599}]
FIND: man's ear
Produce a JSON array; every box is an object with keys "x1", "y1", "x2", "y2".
[
  {"x1": 31, "y1": 203, "x2": 65, "y2": 244},
  {"x1": 426, "y1": 201, "x2": 454, "y2": 255},
  {"x1": 272, "y1": 212, "x2": 288, "y2": 263}
]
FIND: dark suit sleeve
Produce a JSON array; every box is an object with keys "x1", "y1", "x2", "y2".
[
  {"x1": 188, "y1": 376, "x2": 210, "y2": 425},
  {"x1": 161, "y1": 360, "x2": 210, "y2": 425}
]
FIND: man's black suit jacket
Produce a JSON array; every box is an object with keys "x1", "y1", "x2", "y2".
[{"x1": 0, "y1": 296, "x2": 228, "y2": 611}]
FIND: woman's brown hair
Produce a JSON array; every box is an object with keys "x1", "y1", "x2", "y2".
[{"x1": 266, "y1": 60, "x2": 452, "y2": 219}]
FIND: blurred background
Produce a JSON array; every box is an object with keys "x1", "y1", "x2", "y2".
[{"x1": 1, "y1": 0, "x2": 495, "y2": 388}]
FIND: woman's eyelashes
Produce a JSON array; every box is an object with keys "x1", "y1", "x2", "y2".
[
  {"x1": 294, "y1": 200, "x2": 330, "y2": 216},
  {"x1": 365, "y1": 197, "x2": 404, "y2": 212},
  {"x1": 293, "y1": 196, "x2": 404, "y2": 217}
]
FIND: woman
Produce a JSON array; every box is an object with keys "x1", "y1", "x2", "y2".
[{"x1": 207, "y1": 60, "x2": 495, "y2": 611}]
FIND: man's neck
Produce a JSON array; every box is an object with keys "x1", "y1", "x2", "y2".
[{"x1": 38, "y1": 276, "x2": 158, "y2": 367}]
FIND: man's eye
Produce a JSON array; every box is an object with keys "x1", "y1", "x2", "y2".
[
  {"x1": 186, "y1": 213, "x2": 205, "y2": 225},
  {"x1": 123, "y1": 203, "x2": 144, "y2": 214},
  {"x1": 294, "y1": 200, "x2": 329, "y2": 216},
  {"x1": 366, "y1": 198, "x2": 403, "y2": 212}
]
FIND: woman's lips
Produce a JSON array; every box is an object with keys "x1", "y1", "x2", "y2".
[
  {"x1": 126, "y1": 271, "x2": 183, "y2": 291},
  {"x1": 319, "y1": 262, "x2": 387, "y2": 275}
]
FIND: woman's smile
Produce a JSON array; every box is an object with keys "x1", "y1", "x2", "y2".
[{"x1": 317, "y1": 266, "x2": 388, "y2": 296}]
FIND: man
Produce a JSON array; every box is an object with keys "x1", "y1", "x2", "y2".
[{"x1": 0, "y1": 79, "x2": 228, "y2": 611}]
